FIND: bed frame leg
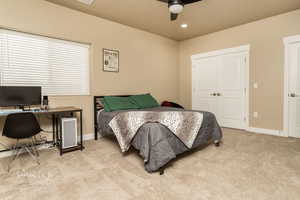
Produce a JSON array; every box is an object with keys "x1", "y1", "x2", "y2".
[
  {"x1": 214, "y1": 140, "x2": 220, "y2": 147},
  {"x1": 94, "y1": 125, "x2": 98, "y2": 140},
  {"x1": 159, "y1": 169, "x2": 164, "y2": 175}
]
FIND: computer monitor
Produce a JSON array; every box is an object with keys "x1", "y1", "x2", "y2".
[{"x1": 0, "y1": 86, "x2": 42, "y2": 108}]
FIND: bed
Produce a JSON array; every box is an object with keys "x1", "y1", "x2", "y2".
[{"x1": 93, "y1": 95, "x2": 222, "y2": 174}]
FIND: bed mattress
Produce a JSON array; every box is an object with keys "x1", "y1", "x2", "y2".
[{"x1": 97, "y1": 106, "x2": 222, "y2": 172}]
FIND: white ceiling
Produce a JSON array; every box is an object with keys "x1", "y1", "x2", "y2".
[{"x1": 46, "y1": 0, "x2": 300, "y2": 41}]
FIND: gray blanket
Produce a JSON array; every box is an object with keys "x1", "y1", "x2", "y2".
[
  {"x1": 109, "y1": 111, "x2": 203, "y2": 152},
  {"x1": 97, "y1": 107, "x2": 222, "y2": 173}
]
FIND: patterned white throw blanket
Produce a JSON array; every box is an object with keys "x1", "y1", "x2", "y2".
[{"x1": 109, "y1": 111, "x2": 204, "y2": 152}]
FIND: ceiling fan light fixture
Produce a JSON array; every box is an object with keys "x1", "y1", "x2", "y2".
[
  {"x1": 181, "y1": 23, "x2": 188, "y2": 28},
  {"x1": 169, "y1": 3, "x2": 184, "y2": 14}
]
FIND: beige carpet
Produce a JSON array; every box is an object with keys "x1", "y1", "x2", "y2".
[{"x1": 0, "y1": 128, "x2": 299, "y2": 200}]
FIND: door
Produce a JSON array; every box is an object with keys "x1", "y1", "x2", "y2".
[
  {"x1": 287, "y1": 42, "x2": 300, "y2": 138},
  {"x1": 218, "y1": 53, "x2": 246, "y2": 129},
  {"x1": 192, "y1": 48, "x2": 248, "y2": 130},
  {"x1": 192, "y1": 56, "x2": 219, "y2": 117}
]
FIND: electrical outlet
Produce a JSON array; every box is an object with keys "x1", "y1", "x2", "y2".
[
  {"x1": 253, "y1": 112, "x2": 258, "y2": 118},
  {"x1": 253, "y1": 83, "x2": 258, "y2": 89}
]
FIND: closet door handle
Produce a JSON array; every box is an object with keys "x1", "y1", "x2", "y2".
[{"x1": 289, "y1": 93, "x2": 298, "y2": 97}]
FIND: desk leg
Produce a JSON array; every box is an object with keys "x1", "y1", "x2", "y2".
[
  {"x1": 54, "y1": 115, "x2": 62, "y2": 156},
  {"x1": 80, "y1": 111, "x2": 83, "y2": 151},
  {"x1": 52, "y1": 114, "x2": 56, "y2": 146},
  {"x1": 59, "y1": 115, "x2": 63, "y2": 156},
  {"x1": 55, "y1": 115, "x2": 59, "y2": 147}
]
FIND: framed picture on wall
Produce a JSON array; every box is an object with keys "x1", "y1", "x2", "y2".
[{"x1": 103, "y1": 48, "x2": 119, "y2": 72}]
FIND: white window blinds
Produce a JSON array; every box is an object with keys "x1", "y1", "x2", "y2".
[{"x1": 0, "y1": 29, "x2": 90, "y2": 96}]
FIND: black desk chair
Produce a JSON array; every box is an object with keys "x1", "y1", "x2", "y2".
[{"x1": 2, "y1": 112, "x2": 42, "y2": 171}]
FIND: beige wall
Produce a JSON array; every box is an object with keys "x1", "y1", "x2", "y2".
[
  {"x1": 0, "y1": 0, "x2": 179, "y2": 147},
  {"x1": 0, "y1": 0, "x2": 299, "y2": 149},
  {"x1": 179, "y1": 9, "x2": 300, "y2": 130}
]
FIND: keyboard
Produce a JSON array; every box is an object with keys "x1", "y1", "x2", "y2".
[
  {"x1": 0, "y1": 109, "x2": 23, "y2": 114},
  {"x1": 0, "y1": 109, "x2": 45, "y2": 115}
]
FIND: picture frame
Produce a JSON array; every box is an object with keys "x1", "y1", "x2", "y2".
[{"x1": 103, "y1": 48, "x2": 119, "y2": 72}]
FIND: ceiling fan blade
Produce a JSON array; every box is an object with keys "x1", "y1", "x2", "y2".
[
  {"x1": 170, "y1": 13, "x2": 178, "y2": 21},
  {"x1": 157, "y1": 0, "x2": 169, "y2": 3},
  {"x1": 182, "y1": 0, "x2": 202, "y2": 5}
]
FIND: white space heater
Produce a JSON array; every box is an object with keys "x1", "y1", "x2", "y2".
[{"x1": 61, "y1": 118, "x2": 78, "y2": 149}]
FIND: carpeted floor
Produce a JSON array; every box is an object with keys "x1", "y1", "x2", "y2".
[{"x1": 0, "y1": 128, "x2": 299, "y2": 200}]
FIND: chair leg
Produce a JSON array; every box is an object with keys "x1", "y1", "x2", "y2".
[
  {"x1": 7, "y1": 138, "x2": 41, "y2": 172},
  {"x1": 26, "y1": 137, "x2": 40, "y2": 165},
  {"x1": 8, "y1": 140, "x2": 21, "y2": 172},
  {"x1": 12, "y1": 146, "x2": 22, "y2": 162},
  {"x1": 32, "y1": 137, "x2": 40, "y2": 157},
  {"x1": 24, "y1": 145, "x2": 40, "y2": 165},
  {"x1": 31, "y1": 137, "x2": 40, "y2": 163}
]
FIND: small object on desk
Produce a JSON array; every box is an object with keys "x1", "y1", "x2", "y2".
[{"x1": 42, "y1": 96, "x2": 49, "y2": 110}]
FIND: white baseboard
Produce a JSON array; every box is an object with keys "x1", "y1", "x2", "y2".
[
  {"x1": 247, "y1": 127, "x2": 286, "y2": 137},
  {"x1": 0, "y1": 133, "x2": 95, "y2": 159},
  {"x1": 83, "y1": 133, "x2": 95, "y2": 141}
]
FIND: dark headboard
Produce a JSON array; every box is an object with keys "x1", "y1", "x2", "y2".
[{"x1": 93, "y1": 95, "x2": 130, "y2": 140}]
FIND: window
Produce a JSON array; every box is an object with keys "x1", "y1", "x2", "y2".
[{"x1": 0, "y1": 29, "x2": 90, "y2": 95}]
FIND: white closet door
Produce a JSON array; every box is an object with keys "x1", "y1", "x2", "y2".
[
  {"x1": 288, "y1": 43, "x2": 300, "y2": 138},
  {"x1": 192, "y1": 57, "x2": 219, "y2": 116},
  {"x1": 192, "y1": 48, "x2": 248, "y2": 130},
  {"x1": 217, "y1": 54, "x2": 246, "y2": 129}
]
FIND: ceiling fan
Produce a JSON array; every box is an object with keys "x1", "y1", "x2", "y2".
[{"x1": 158, "y1": 0, "x2": 203, "y2": 21}]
